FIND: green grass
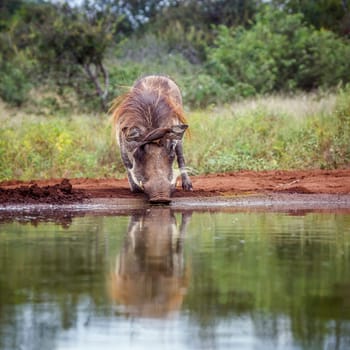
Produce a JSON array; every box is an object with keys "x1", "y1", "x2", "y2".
[
  {"x1": 0, "y1": 105, "x2": 123, "y2": 180},
  {"x1": 186, "y1": 89, "x2": 349, "y2": 173},
  {"x1": 0, "y1": 88, "x2": 349, "y2": 181}
]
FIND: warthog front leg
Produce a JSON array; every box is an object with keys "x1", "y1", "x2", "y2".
[
  {"x1": 175, "y1": 141, "x2": 193, "y2": 191},
  {"x1": 120, "y1": 143, "x2": 143, "y2": 193}
]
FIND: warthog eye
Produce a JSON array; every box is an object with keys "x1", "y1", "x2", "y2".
[{"x1": 124, "y1": 127, "x2": 142, "y2": 141}]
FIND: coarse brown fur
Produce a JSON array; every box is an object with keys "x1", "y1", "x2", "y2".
[{"x1": 110, "y1": 75, "x2": 188, "y2": 139}]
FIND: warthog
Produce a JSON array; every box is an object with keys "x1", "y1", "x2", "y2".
[{"x1": 111, "y1": 75, "x2": 192, "y2": 203}]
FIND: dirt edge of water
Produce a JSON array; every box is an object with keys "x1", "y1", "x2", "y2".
[{"x1": 1, "y1": 169, "x2": 350, "y2": 208}]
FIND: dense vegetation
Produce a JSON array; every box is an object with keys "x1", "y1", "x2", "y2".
[
  {"x1": 1, "y1": 89, "x2": 349, "y2": 180},
  {"x1": 0, "y1": 0, "x2": 349, "y2": 180},
  {"x1": 1, "y1": 0, "x2": 349, "y2": 109}
]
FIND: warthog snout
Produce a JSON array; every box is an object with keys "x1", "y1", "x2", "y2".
[
  {"x1": 144, "y1": 180, "x2": 172, "y2": 204},
  {"x1": 132, "y1": 142, "x2": 176, "y2": 203}
]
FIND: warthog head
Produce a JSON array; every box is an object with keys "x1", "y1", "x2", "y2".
[{"x1": 124, "y1": 124, "x2": 188, "y2": 203}]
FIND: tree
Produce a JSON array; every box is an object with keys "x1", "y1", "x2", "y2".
[
  {"x1": 207, "y1": 7, "x2": 350, "y2": 97},
  {"x1": 138, "y1": 0, "x2": 260, "y2": 63},
  {"x1": 0, "y1": 0, "x2": 34, "y2": 105},
  {"x1": 9, "y1": 1, "x2": 121, "y2": 109},
  {"x1": 271, "y1": 0, "x2": 350, "y2": 36},
  {"x1": 0, "y1": 0, "x2": 23, "y2": 26}
]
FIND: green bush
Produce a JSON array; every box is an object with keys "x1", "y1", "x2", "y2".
[
  {"x1": 206, "y1": 8, "x2": 350, "y2": 102},
  {"x1": 181, "y1": 73, "x2": 229, "y2": 108},
  {"x1": 110, "y1": 36, "x2": 207, "y2": 107},
  {"x1": 297, "y1": 29, "x2": 350, "y2": 89},
  {"x1": 108, "y1": 63, "x2": 143, "y2": 99},
  {"x1": 0, "y1": 58, "x2": 32, "y2": 106}
]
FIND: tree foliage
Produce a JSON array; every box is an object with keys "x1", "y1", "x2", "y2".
[
  {"x1": 0, "y1": 1, "x2": 349, "y2": 109},
  {"x1": 1, "y1": 1, "x2": 121, "y2": 108},
  {"x1": 206, "y1": 8, "x2": 350, "y2": 99},
  {"x1": 271, "y1": 0, "x2": 350, "y2": 36}
]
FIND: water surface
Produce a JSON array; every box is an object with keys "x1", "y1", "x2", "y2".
[{"x1": 1, "y1": 208, "x2": 350, "y2": 350}]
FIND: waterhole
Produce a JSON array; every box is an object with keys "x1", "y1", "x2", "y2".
[{"x1": 1, "y1": 208, "x2": 350, "y2": 350}]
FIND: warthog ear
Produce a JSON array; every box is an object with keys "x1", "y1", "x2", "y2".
[{"x1": 167, "y1": 124, "x2": 188, "y2": 140}]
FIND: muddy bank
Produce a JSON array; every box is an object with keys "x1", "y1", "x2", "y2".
[
  {"x1": 0, "y1": 169, "x2": 350, "y2": 211},
  {"x1": 0, "y1": 179, "x2": 86, "y2": 204}
]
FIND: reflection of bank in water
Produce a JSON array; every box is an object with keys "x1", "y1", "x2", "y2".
[{"x1": 110, "y1": 208, "x2": 191, "y2": 318}]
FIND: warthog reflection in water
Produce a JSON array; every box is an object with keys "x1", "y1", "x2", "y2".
[{"x1": 109, "y1": 208, "x2": 191, "y2": 318}]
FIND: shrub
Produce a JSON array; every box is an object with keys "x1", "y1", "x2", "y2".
[
  {"x1": 206, "y1": 8, "x2": 350, "y2": 102},
  {"x1": 0, "y1": 57, "x2": 32, "y2": 106}
]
